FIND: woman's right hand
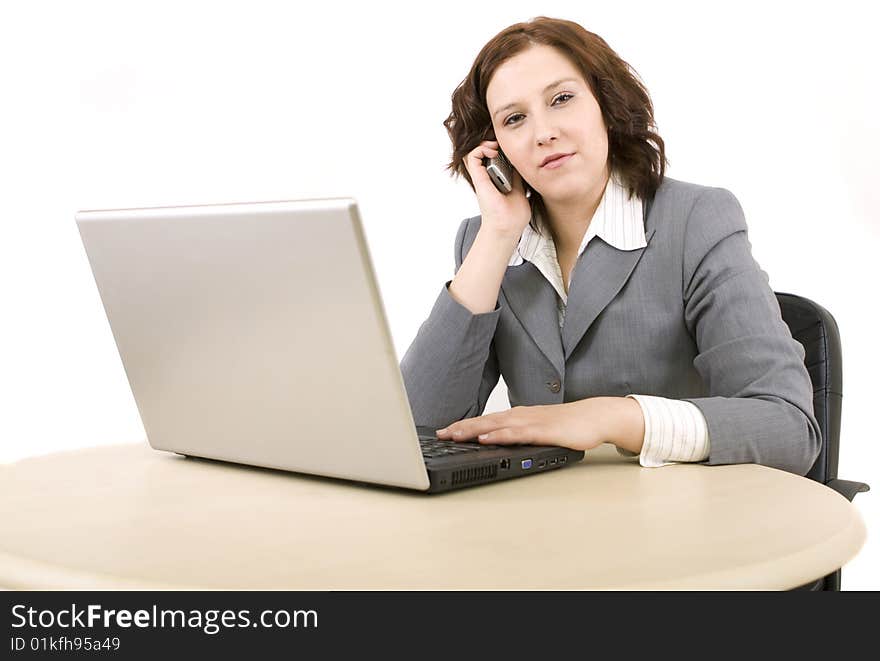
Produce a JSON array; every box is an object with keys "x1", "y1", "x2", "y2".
[{"x1": 464, "y1": 140, "x2": 533, "y2": 240}]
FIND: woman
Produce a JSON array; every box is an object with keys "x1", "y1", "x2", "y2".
[{"x1": 399, "y1": 16, "x2": 820, "y2": 475}]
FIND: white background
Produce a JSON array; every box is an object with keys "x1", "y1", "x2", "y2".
[{"x1": 1, "y1": 1, "x2": 876, "y2": 588}]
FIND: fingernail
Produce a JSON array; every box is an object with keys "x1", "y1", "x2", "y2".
[{"x1": 478, "y1": 433, "x2": 489, "y2": 440}]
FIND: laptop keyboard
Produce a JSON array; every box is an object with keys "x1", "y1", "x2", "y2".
[{"x1": 418, "y1": 434, "x2": 499, "y2": 458}]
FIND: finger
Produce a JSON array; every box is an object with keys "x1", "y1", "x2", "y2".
[
  {"x1": 437, "y1": 412, "x2": 512, "y2": 440},
  {"x1": 476, "y1": 426, "x2": 540, "y2": 445},
  {"x1": 464, "y1": 155, "x2": 499, "y2": 192},
  {"x1": 440, "y1": 423, "x2": 497, "y2": 441},
  {"x1": 484, "y1": 426, "x2": 555, "y2": 445},
  {"x1": 436, "y1": 412, "x2": 504, "y2": 435},
  {"x1": 467, "y1": 145, "x2": 499, "y2": 173},
  {"x1": 466, "y1": 141, "x2": 499, "y2": 166},
  {"x1": 469, "y1": 140, "x2": 499, "y2": 159}
]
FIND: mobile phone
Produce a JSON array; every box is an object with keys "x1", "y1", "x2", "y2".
[{"x1": 482, "y1": 149, "x2": 515, "y2": 194}]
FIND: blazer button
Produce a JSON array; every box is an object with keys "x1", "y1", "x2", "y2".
[{"x1": 546, "y1": 379, "x2": 561, "y2": 393}]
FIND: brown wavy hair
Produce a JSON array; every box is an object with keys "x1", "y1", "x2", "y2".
[{"x1": 443, "y1": 16, "x2": 667, "y2": 232}]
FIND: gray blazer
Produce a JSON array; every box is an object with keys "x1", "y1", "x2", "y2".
[{"x1": 400, "y1": 176, "x2": 821, "y2": 476}]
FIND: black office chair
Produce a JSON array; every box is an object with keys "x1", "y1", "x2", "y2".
[{"x1": 775, "y1": 293, "x2": 870, "y2": 591}]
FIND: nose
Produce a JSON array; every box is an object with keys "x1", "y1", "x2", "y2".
[{"x1": 534, "y1": 115, "x2": 559, "y2": 146}]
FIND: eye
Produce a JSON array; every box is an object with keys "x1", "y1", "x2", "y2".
[
  {"x1": 503, "y1": 92, "x2": 574, "y2": 126},
  {"x1": 554, "y1": 92, "x2": 574, "y2": 105}
]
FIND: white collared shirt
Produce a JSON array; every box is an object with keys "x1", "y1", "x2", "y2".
[{"x1": 507, "y1": 170, "x2": 709, "y2": 467}]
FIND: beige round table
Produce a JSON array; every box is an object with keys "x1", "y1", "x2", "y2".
[{"x1": 0, "y1": 442, "x2": 866, "y2": 590}]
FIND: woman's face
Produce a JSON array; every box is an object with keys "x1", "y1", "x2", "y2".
[{"x1": 486, "y1": 44, "x2": 609, "y2": 204}]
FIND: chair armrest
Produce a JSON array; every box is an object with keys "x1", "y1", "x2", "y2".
[{"x1": 826, "y1": 479, "x2": 870, "y2": 502}]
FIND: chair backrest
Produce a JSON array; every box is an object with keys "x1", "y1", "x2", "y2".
[{"x1": 775, "y1": 293, "x2": 841, "y2": 484}]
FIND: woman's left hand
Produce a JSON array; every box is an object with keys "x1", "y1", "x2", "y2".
[{"x1": 435, "y1": 397, "x2": 643, "y2": 452}]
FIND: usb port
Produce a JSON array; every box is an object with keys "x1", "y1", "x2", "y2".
[
  {"x1": 521, "y1": 459, "x2": 533, "y2": 470},
  {"x1": 560, "y1": 456, "x2": 567, "y2": 464},
  {"x1": 500, "y1": 458, "x2": 510, "y2": 470},
  {"x1": 538, "y1": 460, "x2": 546, "y2": 468},
  {"x1": 550, "y1": 458, "x2": 558, "y2": 465}
]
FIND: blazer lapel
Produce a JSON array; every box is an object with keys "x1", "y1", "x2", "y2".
[
  {"x1": 494, "y1": 193, "x2": 658, "y2": 373},
  {"x1": 562, "y1": 194, "x2": 657, "y2": 361},
  {"x1": 560, "y1": 227, "x2": 655, "y2": 361},
  {"x1": 500, "y1": 263, "x2": 565, "y2": 377}
]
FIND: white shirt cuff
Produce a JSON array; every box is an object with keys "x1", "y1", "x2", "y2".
[{"x1": 621, "y1": 395, "x2": 710, "y2": 467}]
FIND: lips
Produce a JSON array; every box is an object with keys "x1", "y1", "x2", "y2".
[{"x1": 541, "y1": 153, "x2": 574, "y2": 169}]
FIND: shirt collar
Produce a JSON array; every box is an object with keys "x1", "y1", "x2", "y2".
[{"x1": 508, "y1": 169, "x2": 647, "y2": 266}]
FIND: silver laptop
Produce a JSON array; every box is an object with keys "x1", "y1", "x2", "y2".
[{"x1": 76, "y1": 198, "x2": 584, "y2": 493}]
